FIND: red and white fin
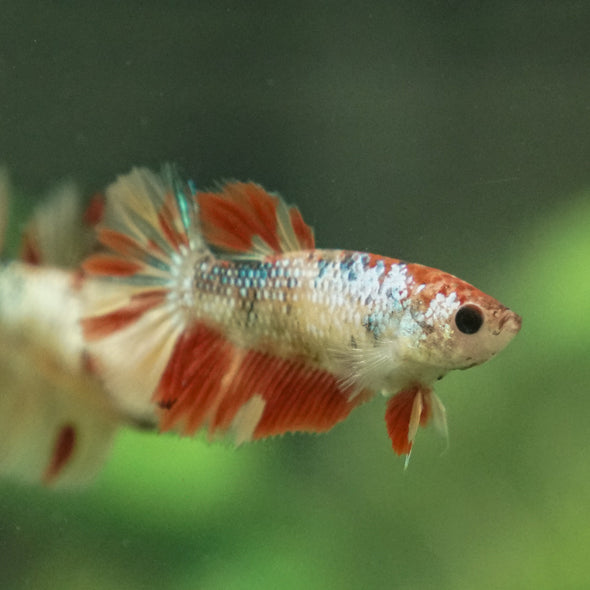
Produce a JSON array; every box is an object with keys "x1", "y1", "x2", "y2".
[
  {"x1": 20, "y1": 180, "x2": 98, "y2": 267},
  {"x1": 384, "y1": 385, "x2": 447, "y2": 463},
  {"x1": 82, "y1": 167, "x2": 206, "y2": 423},
  {"x1": 154, "y1": 323, "x2": 368, "y2": 444},
  {"x1": 198, "y1": 182, "x2": 315, "y2": 259},
  {"x1": 153, "y1": 321, "x2": 372, "y2": 442}
]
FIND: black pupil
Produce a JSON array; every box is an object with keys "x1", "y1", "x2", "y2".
[{"x1": 455, "y1": 305, "x2": 483, "y2": 334}]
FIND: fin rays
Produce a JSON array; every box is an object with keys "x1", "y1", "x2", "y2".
[{"x1": 154, "y1": 321, "x2": 371, "y2": 442}]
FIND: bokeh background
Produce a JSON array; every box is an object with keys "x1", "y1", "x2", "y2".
[{"x1": 1, "y1": 2, "x2": 589, "y2": 589}]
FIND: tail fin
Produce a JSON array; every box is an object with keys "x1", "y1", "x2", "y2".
[{"x1": 82, "y1": 167, "x2": 206, "y2": 423}]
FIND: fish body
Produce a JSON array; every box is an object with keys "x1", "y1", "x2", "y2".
[{"x1": 0, "y1": 166, "x2": 521, "y2": 486}]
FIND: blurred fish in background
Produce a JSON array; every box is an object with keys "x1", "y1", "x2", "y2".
[{"x1": 0, "y1": 169, "x2": 120, "y2": 487}]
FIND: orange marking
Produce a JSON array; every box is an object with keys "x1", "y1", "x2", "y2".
[
  {"x1": 21, "y1": 233, "x2": 41, "y2": 265},
  {"x1": 289, "y1": 208, "x2": 315, "y2": 250},
  {"x1": 82, "y1": 290, "x2": 167, "y2": 339},
  {"x1": 83, "y1": 193, "x2": 105, "y2": 226},
  {"x1": 97, "y1": 228, "x2": 144, "y2": 258},
  {"x1": 82, "y1": 254, "x2": 143, "y2": 276},
  {"x1": 43, "y1": 424, "x2": 76, "y2": 485},
  {"x1": 157, "y1": 192, "x2": 189, "y2": 251},
  {"x1": 198, "y1": 182, "x2": 314, "y2": 255}
]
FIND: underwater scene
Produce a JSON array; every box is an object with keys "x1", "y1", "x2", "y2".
[{"x1": 1, "y1": 3, "x2": 589, "y2": 589}]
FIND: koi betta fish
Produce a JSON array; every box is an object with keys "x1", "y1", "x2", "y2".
[{"x1": 0, "y1": 166, "x2": 521, "y2": 487}]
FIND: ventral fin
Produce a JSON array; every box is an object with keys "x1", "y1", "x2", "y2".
[
  {"x1": 154, "y1": 321, "x2": 371, "y2": 443},
  {"x1": 198, "y1": 182, "x2": 315, "y2": 259},
  {"x1": 384, "y1": 385, "x2": 447, "y2": 458}
]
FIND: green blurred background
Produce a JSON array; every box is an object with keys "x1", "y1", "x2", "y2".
[{"x1": 1, "y1": 2, "x2": 589, "y2": 589}]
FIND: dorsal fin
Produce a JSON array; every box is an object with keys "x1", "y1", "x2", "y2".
[{"x1": 197, "y1": 182, "x2": 315, "y2": 259}]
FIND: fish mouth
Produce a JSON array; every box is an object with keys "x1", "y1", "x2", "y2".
[{"x1": 497, "y1": 309, "x2": 522, "y2": 334}]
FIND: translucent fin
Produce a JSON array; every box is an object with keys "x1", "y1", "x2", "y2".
[
  {"x1": 82, "y1": 167, "x2": 206, "y2": 422},
  {"x1": 20, "y1": 180, "x2": 96, "y2": 267},
  {"x1": 198, "y1": 182, "x2": 315, "y2": 259}
]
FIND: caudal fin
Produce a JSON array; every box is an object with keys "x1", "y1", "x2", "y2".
[{"x1": 82, "y1": 167, "x2": 206, "y2": 423}]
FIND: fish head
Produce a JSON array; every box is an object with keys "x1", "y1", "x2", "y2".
[{"x1": 402, "y1": 265, "x2": 522, "y2": 372}]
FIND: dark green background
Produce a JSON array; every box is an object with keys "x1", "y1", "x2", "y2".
[{"x1": 1, "y1": 3, "x2": 589, "y2": 589}]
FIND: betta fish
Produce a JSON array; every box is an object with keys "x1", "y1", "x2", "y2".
[{"x1": 0, "y1": 166, "x2": 521, "y2": 487}]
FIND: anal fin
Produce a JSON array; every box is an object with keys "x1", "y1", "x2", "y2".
[{"x1": 155, "y1": 321, "x2": 372, "y2": 442}]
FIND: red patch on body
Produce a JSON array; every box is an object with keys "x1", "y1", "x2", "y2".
[
  {"x1": 43, "y1": 424, "x2": 76, "y2": 485},
  {"x1": 155, "y1": 322, "x2": 369, "y2": 439}
]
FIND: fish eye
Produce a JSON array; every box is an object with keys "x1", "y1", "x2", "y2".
[{"x1": 455, "y1": 305, "x2": 484, "y2": 335}]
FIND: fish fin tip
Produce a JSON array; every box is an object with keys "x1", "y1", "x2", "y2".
[{"x1": 403, "y1": 448, "x2": 412, "y2": 470}]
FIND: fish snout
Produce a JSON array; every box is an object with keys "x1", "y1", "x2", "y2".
[{"x1": 497, "y1": 308, "x2": 522, "y2": 334}]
